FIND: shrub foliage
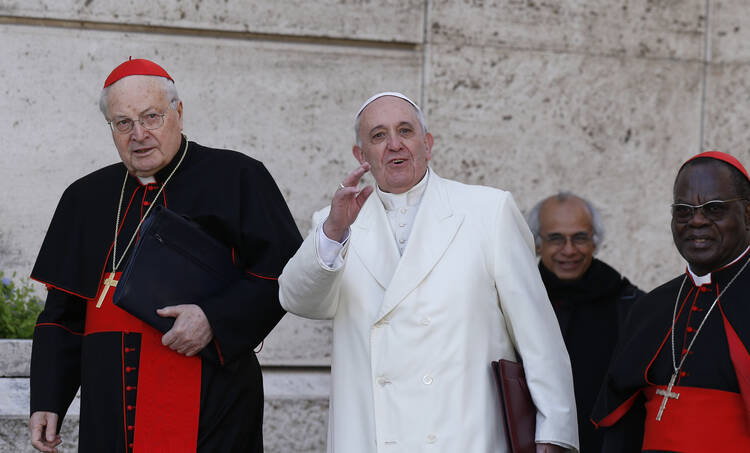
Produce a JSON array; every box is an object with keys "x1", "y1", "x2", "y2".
[{"x1": 0, "y1": 272, "x2": 43, "y2": 339}]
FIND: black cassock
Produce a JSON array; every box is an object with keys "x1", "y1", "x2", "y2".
[
  {"x1": 539, "y1": 259, "x2": 643, "y2": 453},
  {"x1": 30, "y1": 138, "x2": 302, "y2": 453},
  {"x1": 592, "y1": 251, "x2": 750, "y2": 452}
]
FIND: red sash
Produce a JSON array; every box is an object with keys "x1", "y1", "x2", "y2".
[
  {"x1": 85, "y1": 272, "x2": 201, "y2": 452},
  {"x1": 643, "y1": 385, "x2": 750, "y2": 452}
]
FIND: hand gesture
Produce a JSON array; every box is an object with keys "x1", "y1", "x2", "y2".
[{"x1": 323, "y1": 163, "x2": 373, "y2": 242}]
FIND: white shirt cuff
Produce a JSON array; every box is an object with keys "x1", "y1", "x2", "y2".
[
  {"x1": 537, "y1": 440, "x2": 577, "y2": 452},
  {"x1": 317, "y1": 219, "x2": 350, "y2": 270}
]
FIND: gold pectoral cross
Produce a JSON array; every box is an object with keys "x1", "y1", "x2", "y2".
[
  {"x1": 655, "y1": 373, "x2": 680, "y2": 421},
  {"x1": 96, "y1": 272, "x2": 119, "y2": 308}
]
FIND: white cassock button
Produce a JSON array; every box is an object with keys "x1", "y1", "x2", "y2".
[
  {"x1": 421, "y1": 317, "x2": 431, "y2": 326},
  {"x1": 399, "y1": 239, "x2": 405, "y2": 244},
  {"x1": 423, "y1": 375, "x2": 433, "y2": 385},
  {"x1": 399, "y1": 223, "x2": 406, "y2": 228},
  {"x1": 377, "y1": 376, "x2": 391, "y2": 386},
  {"x1": 426, "y1": 434, "x2": 437, "y2": 444},
  {"x1": 400, "y1": 208, "x2": 407, "y2": 214}
]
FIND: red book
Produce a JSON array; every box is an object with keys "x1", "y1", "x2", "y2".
[{"x1": 491, "y1": 359, "x2": 537, "y2": 453}]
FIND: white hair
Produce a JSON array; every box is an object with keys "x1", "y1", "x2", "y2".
[
  {"x1": 526, "y1": 191, "x2": 605, "y2": 248},
  {"x1": 99, "y1": 76, "x2": 180, "y2": 120},
  {"x1": 353, "y1": 95, "x2": 428, "y2": 147}
]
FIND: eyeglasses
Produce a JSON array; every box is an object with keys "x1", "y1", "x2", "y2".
[
  {"x1": 542, "y1": 232, "x2": 593, "y2": 248},
  {"x1": 108, "y1": 111, "x2": 167, "y2": 134},
  {"x1": 671, "y1": 198, "x2": 746, "y2": 223}
]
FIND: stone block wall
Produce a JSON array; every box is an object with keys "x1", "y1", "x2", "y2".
[
  {"x1": 0, "y1": 340, "x2": 329, "y2": 452},
  {"x1": 2, "y1": 1, "x2": 749, "y2": 452}
]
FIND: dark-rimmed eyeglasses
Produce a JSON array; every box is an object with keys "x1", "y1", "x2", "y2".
[
  {"x1": 108, "y1": 111, "x2": 167, "y2": 134},
  {"x1": 542, "y1": 232, "x2": 593, "y2": 248},
  {"x1": 671, "y1": 198, "x2": 746, "y2": 223}
]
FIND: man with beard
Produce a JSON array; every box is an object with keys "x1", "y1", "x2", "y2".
[
  {"x1": 28, "y1": 58, "x2": 301, "y2": 452},
  {"x1": 592, "y1": 151, "x2": 750, "y2": 451},
  {"x1": 527, "y1": 193, "x2": 644, "y2": 452}
]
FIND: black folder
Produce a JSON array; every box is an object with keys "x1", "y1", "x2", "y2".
[{"x1": 113, "y1": 205, "x2": 242, "y2": 360}]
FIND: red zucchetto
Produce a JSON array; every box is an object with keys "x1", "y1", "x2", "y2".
[
  {"x1": 683, "y1": 151, "x2": 750, "y2": 182},
  {"x1": 103, "y1": 57, "x2": 174, "y2": 88}
]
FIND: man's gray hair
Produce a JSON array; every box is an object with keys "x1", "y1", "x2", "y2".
[
  {"x1": 526, "y1": 191, "x2": 605, "y2": 248},
  {"x1": 98, "y1": 76, "x2": 180, "y2": 120},
  {"x1": 353, "y1": 97, "x2": 428, "y2": 147}
]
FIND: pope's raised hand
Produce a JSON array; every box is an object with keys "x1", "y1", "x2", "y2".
[{"x1": 323, "y1": 163, "x2": 373, "y2": 242}]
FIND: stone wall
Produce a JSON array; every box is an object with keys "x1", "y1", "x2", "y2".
[
  {"x1": 2, "y1": 1, "x2": 749, "y2": 452},
  {"x1": 0, "y1": 340, "x2": 328, "y2": 452}
]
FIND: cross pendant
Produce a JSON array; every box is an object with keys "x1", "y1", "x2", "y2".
[
  {"x1": 96, "y1": 272, "x2": 119, "y2": 308},
  {"x1": 655, "y1": 373, "x2": 680, "y2": 421}
]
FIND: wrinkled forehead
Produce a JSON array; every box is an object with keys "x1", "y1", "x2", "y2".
[
  {"x1": 539, "y1": 197, "x2": 593, "y2": 232},
  {"x1": 357, "y1": 96, "x2": 420, "y2": 127},
  {"x1": 107, "y1": 76, "x2": 168, "y2": 105},
  {"x1": 355, "y1": 91, "x2": 420, "y2": 118}
]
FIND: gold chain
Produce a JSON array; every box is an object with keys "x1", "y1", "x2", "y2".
[
  {"x1": 111, "y1": 137, "x2": 189, "y2": 272},
  {"x1": 670, "y1": 256, "x2": 750, "y2": 376}
]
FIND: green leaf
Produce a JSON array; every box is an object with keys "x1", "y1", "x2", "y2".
[{"x1": 0, "y1": 271, "x2": 43, "y2": 339}]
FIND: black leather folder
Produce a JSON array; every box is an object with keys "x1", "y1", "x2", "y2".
[
  {"x1": 113, "y1": 205, "x2": 242, "y2": 357},
  {"x1": 491, "y1": 359, "x2": 537, "y2": 453}
]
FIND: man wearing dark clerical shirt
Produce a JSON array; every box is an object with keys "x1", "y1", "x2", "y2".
[
  {"x1": 527, "y1": 193, "x2": 644, "y2": 452},
  {"x1": 28, "y1": 58, "x2": 301, "y2": 453},
  {"x1": 592, "y1": 151, "x2": 750, "y2": 452}
]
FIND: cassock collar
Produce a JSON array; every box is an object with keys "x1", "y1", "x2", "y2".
[
  {"x1": 539, "y1": 258, "x2": 625, "y2": 305},
  {"x1": 376, "y1": 168, "x2": 429, "y2": 211},
  {"x1": 687, "y1": 244, "x2": 750, "y2": 286},
  {"x1": 137, "y1": 176, "x2": 156, "y2": 185},
  {"x1": 132, "y1": 135, "x2": 190, "y2": 185}
]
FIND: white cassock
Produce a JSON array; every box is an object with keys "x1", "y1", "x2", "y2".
[{"x1": 279, "y1": 169, "x2": 579, "y2": 452}]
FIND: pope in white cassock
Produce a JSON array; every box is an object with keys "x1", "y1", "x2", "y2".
[{"x1": 279, "y1": 92, "x2": 579, "y2": 452}]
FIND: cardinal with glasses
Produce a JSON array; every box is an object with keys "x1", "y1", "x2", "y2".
[
  {"x1": 592, "y1": 151, "x2": 750, "y2": 452},
  {"x1": 28, "y1": 58, "x2": 301, "y2": 453}
]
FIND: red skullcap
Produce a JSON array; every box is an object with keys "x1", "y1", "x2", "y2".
[
  {"x1": 682, "y1": 151, "x2": 750, "y2": 183},
  {"x1": 103, "y1": 57, "x2": 174, "y2": 88}
]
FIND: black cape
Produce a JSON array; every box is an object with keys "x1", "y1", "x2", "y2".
[
  {"x1": 540, "y1": 259, "x2": 644, "y2": 453},
  {"x1": 30, "y1": 138, "x2": 302, "y2": 452},
  {"x1": 592, "y1": 251, "x2": 750, "y2": 452}
]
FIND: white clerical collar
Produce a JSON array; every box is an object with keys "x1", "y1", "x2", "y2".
[
  {"x1": 376, "y1": 169, "x2": 430, "y2": 211},
  {"x1": 687, "y1": 245, "x2": 750, "y2": 286},
  {"x1": 137, "y1": 176, "x2": 156, "y2": 185}
]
